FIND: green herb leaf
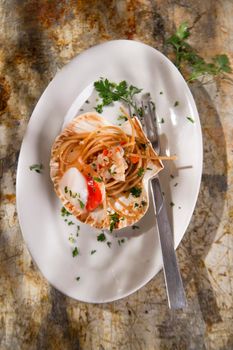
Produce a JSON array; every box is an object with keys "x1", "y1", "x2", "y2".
[
  {"x1": 117, "y1": 115, "x2": 128, "y2": 121},
  {"x1": 61, "y1": 206, "x2": 71, "y2": 217},
  {"x1": 68, "y1": 235, "x2": 76, "y2": 244},
  {"x1": 94, "y1": 78, "x2": 142, "y2": 116},
  {"x1": 107, "y1": 241, "x2": 112, "y2": 248},
  {"x1": 72, "y1": 247, "x2": 79, "y2": 257},
  {"x1": 137, "y1": 167, "x2": 145, "y2": 177},
  {"x1": 95, "y1": 104, "x2": 103, "y2": 113},
  {"x1": 187, "y1": 116, "x2": 195, "y2": 123},
  {"x1": 109, "y1": 212, "x2": 120, "y2": 232},
  {"x1": 132, "y1": 225, "x2": 140, "y2": 230},
  {"x1": 118, "y1": 238, "x2": 125, "y2": 246},
  {"x1": 170, "y1": 202, "x2": 175, "y2": 207},
  {"x1": 130, "y1": 187, "x2": 142, "y2": 198},
  {"x1": 91, "y1": 250, "x2": 97, "y2": 255},
  {"x1": 93, "y1": 177, "x2": 103, "y2": 183},
  {"x1": 213, "y1": 54, "x2": 232, "y2": 73},
  {"x1": 174, "y1": 101, "x2": 179, "y2": 107},
  {"x1": 97, "y1": 232, "x2": 106, "y2": 242},
  {"x1": 78, "y1": 199, "x2": 85, "y2": 209},
  {"x1": 76, "y1": 276, "x2": 80, "y2": 281},
  {"x1": 176, "y1": 22, "x2": 190, "y2": 40},
  {"x1": 68, "y1": 221, "x2": 75, "y2": 226},
  {"x1": 29, "y1": 163, "x2": 43, "y2": 173},
  {"x1": 166, "y1": 22, "x2": 232, "y2": 81}
]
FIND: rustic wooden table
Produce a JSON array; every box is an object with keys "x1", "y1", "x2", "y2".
[{"x1": 0, "y1": 1, "x2": 232, "y2": 349}]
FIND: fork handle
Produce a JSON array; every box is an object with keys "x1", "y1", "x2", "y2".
[{"x1": 150, "y1": 178, "x2": 187, "y2": 309}]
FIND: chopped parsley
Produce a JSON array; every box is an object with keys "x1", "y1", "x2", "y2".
[
  {"x1": 174, "y1": 183, "x2": 178, "y2": 187},
  {"x1": 64, "y1": 186, "x2": 68, "y2": 193},
  {"x1": 93, "y1": 177, "x2": 103, "y2": 183},
  {"x1": 95, "y1": 104, "x2": 103, "y2": 113},
  {"x1": 72, "y1": 247, "x2": 79, "y2": 257},
  {"x1": 117, "y1": 115, "x2": 127, "y2": 121},
  {"x1": 118, "y1": 239, "x2": 125, "y2": 246},
  {"x1": 91, "y1": 250, "x2": 97, "y2": 255},
  {"x1": 159, "y1": 91, "x2": 163, "y2": 95},
  {"x1": 132, "y1": 225, "x2": 140, "y2": 230},
  {"x1": 61, "y1": 206, "x2": 71, "y2": 217},
  {"x1": 141, "y1": 200, "x2": 147, "y2": 206},
  {"x1": 159, "y1": 118, "x2": 165, "y2": 123},
  {"x1": 146, "y1": 167, "x2": 152, "y2": 171},
  {"x1": 130, "y1": 186, "x2": 142, "y2": 198},
  {"x1": 137, "y1": 167, "x2": 145, "y2": 177},
  {"x1": 170, "y1": 202, "x2": 175, "y2": 207},
  {"x1": 174, "y1": 101, "x2": 179, "y2": 107},
  {"x1": 109, "y1": 212, "x2": 120, "y2": 232},
  {"x1": 170, "y1": 174, "x2": 174, "y2": 179},
  {"x1": 68, "y1": 221, "x2": 75, "y2": 226},
  {"x1": 107, "y1": 241, "x2": 112, "y2": 248},
  {"x1": 29, "y1": 163, "x2": 43, "y2": 173},
  {"x1": 108, "y1": 167, "x2": 116, "y2": 176},
  {"x1": 76, "y1": 276, "x2": 80, "y2": 281},
  {"x1": 68, "y1": 235, "x2": 76, "y2": 244},
  {"x1": 78, "y1": 199, "x2": 85, "y2": 209},
  {"x1": 97, "y1": 232, "x2": 106, "y2": 242},
  {"x1": 150, "y1": 101, "x2": 156, "y2": 112},
  {"x1": 134, "y1": 203, "x2": 139, "y2": 208},
  {"x1": 187, "y1": 116, "x2": 195, "y2": 123}
]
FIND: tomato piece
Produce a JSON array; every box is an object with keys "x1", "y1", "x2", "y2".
[
  {"x1": 130, "y1": 155, "x2": 140, "y2": 164},
  {"x1": 120, "y1": 141, "x2": 126, "y2": 146},
  {"x1": 85, "y1": 176, "x2": 102, "y2": 211},
  {"x1": 103, "y1": 149, "x2": 108, "y2": 156}
]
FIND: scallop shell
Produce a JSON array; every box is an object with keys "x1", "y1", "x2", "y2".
[{"x1": 50, "y1": 112, "x2": 164, "y2": 230}]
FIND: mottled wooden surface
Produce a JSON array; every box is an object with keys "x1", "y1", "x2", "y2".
[{"x1": 0, "y1": 1, "x2": 233, "y2": 349}]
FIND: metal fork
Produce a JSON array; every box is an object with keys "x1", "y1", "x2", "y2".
[{"x1": 141, "y1": 99, "x2": 187, "y2": 309}]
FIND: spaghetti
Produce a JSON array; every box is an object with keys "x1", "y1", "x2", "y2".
[
  {"x1": 50, "y1": 112, "x2": 165, "y2": 230},
  {"x1": 56, "y1": 119, "x2": 149, "y2": 199}
]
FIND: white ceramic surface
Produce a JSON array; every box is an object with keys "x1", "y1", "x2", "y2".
[{"x1": 16, "y1": 40, "x2": 202, "y2": 303}]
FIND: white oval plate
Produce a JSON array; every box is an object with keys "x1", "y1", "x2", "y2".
[{"x1": 16, "y1": 40, "x2": 202, "y2": 303}]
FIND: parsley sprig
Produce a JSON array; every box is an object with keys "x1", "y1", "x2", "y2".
[
  {"x1": 94, "y1": 78, "x2": 142, "y2": 114},
  {"x1": 166, "y1": 22, "x2": 232, "y2": 82}
]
